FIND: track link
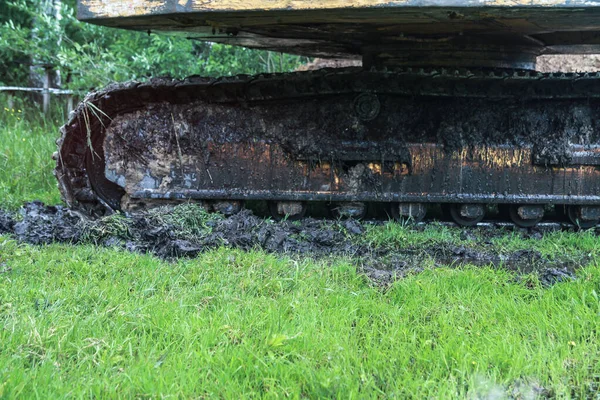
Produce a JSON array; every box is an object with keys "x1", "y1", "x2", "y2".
[{"x1": 55, "y1": 68, "x2": 600, "y2": 227}]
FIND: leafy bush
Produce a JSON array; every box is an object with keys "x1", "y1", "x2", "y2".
[{"x1": 0, "y1": 0, "x2": 309, "y2": 90}]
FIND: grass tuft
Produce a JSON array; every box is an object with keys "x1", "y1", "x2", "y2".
[
  {"x1": 362, "y1": 220, "x2": 461, "y2": 248},
  {"x1": 80, "y1": 212, "x2": 132, "y2": 243},
  {"x1": 147, "y1": 203, "x2": 223, "y2": 238},
  {"x1": 78, "y1": 203, "x2": 223, "y2": 244}
]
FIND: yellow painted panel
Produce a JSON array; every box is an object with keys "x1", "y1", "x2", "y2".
[{"x1": 83, "y1": 0, "x2": 165, "y2": 17}]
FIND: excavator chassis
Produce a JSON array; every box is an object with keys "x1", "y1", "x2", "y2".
[{"x1": 56, "y1": 68, "x2": 600, "y2": 227}]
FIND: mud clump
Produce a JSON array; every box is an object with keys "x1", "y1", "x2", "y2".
[
  {"x1": 0, "y1": 202, "x2": 589, "y2": 286},
  {"x1": 358, "y1": 245, "x2": 581, "y2": 287},
  {"x1": 118, "y1": 209, "x2": 358, "y2": 259},
  {"x1": 0, "y1": 210, "x2": 14, "y2": 234},
  {"x1": 10, "y1": 201, "x2": 81, "y2": 244}
]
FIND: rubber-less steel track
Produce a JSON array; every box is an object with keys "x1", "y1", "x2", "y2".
[{"x1": 55, "y1": 68, "x2": 600, "y2": 226}]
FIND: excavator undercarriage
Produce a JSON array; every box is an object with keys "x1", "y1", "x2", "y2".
[
  {"x1": 58, "y1": 2, "x2": 600, "y2": 227},
  {"x1": 57, "y1": 68, "x2": 600, "y2": 227}
]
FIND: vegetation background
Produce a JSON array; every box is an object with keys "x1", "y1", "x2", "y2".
[{"x1": 0, "y1": 0, "x2": 307, "y2": 91}]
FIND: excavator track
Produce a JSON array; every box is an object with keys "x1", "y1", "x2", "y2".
[{"x1": 55, "y1": 68, "x2": 600, "y2": 227}]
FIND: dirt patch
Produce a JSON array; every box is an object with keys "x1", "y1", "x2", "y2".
[
  {"x1": 300, "y1": 56, "x2": 600, "y2": 73},
  {"x1": 0, "y1": 202, "x2": 588, "y2": 286},
  {"x1": 296, "y1": 58, "x2": 362, "y2": 71},
  {"x1": 536, "y1": 55, "x2": 600, "y2": 73}
]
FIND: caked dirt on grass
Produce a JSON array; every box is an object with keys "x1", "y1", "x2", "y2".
[{"x1": 0, "y1": 201, "x2": 590, "y2": 286}]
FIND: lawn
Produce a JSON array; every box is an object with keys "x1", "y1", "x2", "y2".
[
  {"x1": 1, "y1": 98, "x2": 600, "y2": 398},
  {"x1": 1, "y1": 239, "x2": 599, "y2": 398},
  {"x1": 0, "y1": 101, "x2": 62, "y2": 210}
]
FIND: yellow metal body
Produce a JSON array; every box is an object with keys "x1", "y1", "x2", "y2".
[{"x1": 78, "y1": 1, "x2": 600, "y2": 67}]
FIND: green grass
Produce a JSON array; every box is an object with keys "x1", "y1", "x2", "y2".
[
  {"x1": 0, "y1": 96, "x2": 63, "y2": 210},
  {"x1": 1, "y1": 237, "x2": 599, "y2": 398},
  {"x1": 363, "y1": 221, "x2": 461, "y2": 248}
]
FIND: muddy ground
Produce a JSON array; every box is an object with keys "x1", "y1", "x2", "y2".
[{"x1": 0, "y1": 202, "x2": 591, "y2": 287}]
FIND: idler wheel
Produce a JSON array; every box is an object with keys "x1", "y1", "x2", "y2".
[
  {"x1": 268, "y1": 201, "x2": 307, "y2": 221},
  {"x1": 331, "y1": 202, "x2": 367, "y2": 220},
  {"x1": 447, "y1": 203, "x2": 485, "y2": 227},
  {"x1": 211, "y1": 200, "x2": 244, "y2": 216},
  {"x1": 83, "y1": 128, "x2": 125, "y2": 212},
  {"x1": 567, "y1": 205, "x2": 600, "y2": 229},
  {"x1": 508, "y1": 204, "x2": 544, "y2": 228},
  {"x1": 390, "y1": 202, "x2": 426, "y2": 223}
]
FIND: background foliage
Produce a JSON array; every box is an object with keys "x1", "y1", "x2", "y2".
[{"x1": 0, "y1": 0, "x2": 308, "y2": 90}]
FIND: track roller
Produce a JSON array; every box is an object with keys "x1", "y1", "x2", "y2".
[
  {"x1": 567, "y1": 205, "x2": 600, "y2": 229},
  {"x1": 211, "y1": 201, "x2": 244, "y2": 216},
  {"x1": 390, "y1": 203, "x2": 427, "y2": 223},
  {"x1": 508, "y1": 204, "x2": 544, "y2": 228},
  {"x1": 447, "y1": 203, "x2": 485, "y2": 227},
  {"x1": 331, "y1": 202, "x2": 367, "y2": 220},
  {"x1": 268, "y1": 201, "x2": 307, "y2": 221}
]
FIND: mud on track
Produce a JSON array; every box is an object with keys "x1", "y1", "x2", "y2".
[{"x1": 0, "y1": 202, "x2": 590, "y2": 286}]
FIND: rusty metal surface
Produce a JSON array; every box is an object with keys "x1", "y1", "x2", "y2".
[
  {"x1": 77, "y1": 1, "x2": 600, "y2": 64},
  {"x1": 56, "y1": 68, "x2": 600, "y2": 219}
]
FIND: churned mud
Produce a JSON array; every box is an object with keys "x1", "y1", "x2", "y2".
[{"x1": 0, "y1": 202, "x2": 590, "y2": 286}]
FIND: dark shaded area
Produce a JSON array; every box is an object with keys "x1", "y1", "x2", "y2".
[{"x1": 0, "y1": 202, "x2": 589, "y2": 287}]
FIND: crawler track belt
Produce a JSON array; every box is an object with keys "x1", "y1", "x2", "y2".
[{"x1": 55, "y1": 68, "x2": 600, "y2": 227}]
